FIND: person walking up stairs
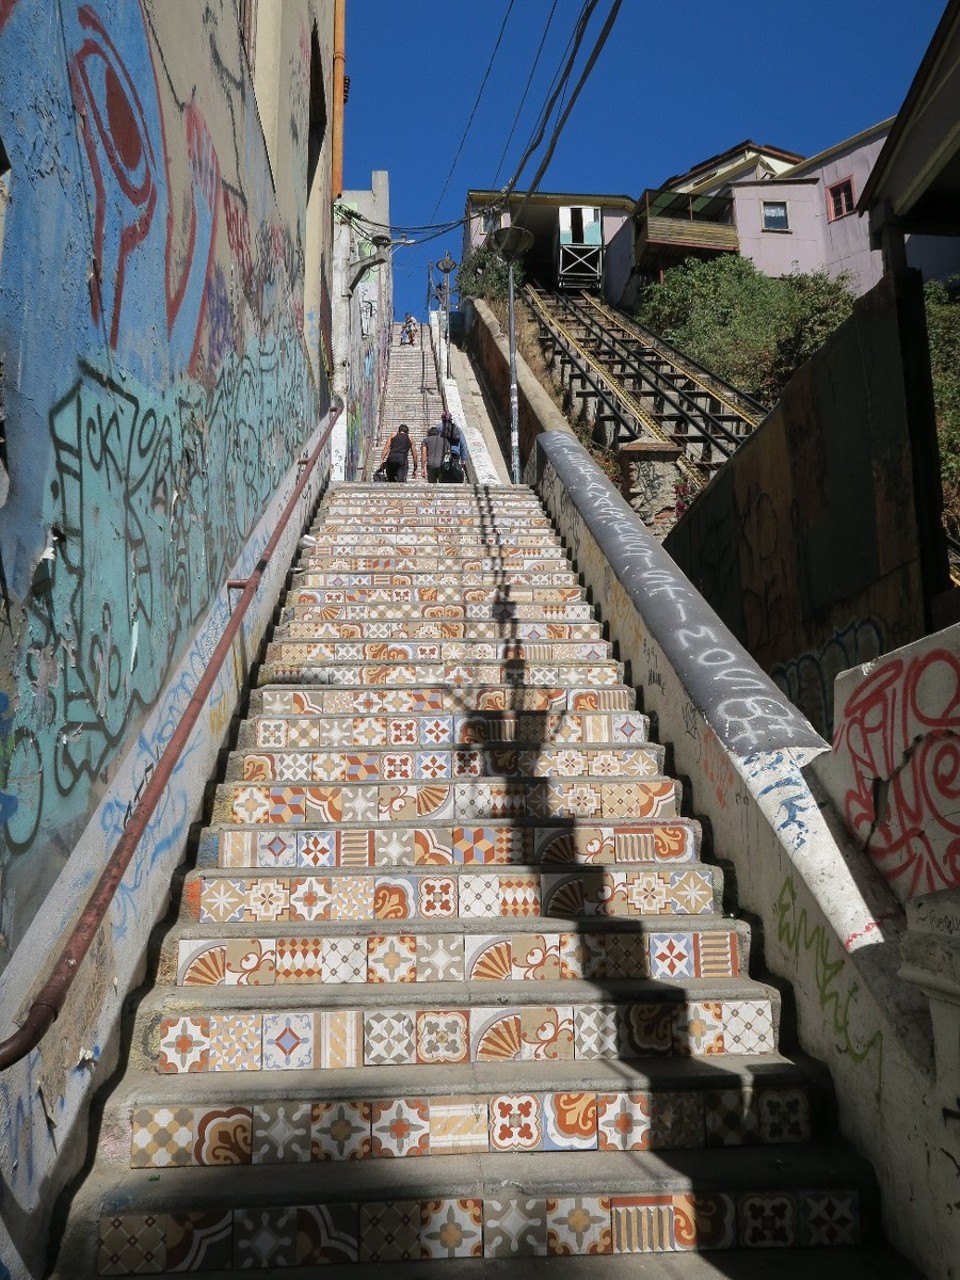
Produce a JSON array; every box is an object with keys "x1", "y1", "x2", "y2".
[
  {"x1": 369, "y1": 321, "x2": 442, "y2": 482},
  {"x1": 55, "y1": 482, "x2": 907, "y2": 1276}
]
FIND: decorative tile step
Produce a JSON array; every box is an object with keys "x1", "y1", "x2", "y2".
[
  {"x1": 249, "y1": 687, "x2": 635, "y2": 718},
  {"x1": 274, "y1": 618, "x2": 604, "y2": 641},
  {"x1": 282, "y1": 600, "x2": 598, "y2": 622},
  {"x1": 318, "y1": 516, "x2": 554, "y2": 533},
  {"x1": 128, "y1": 1070, "x2": 810, "y2": 1169},
  {"x1": 224, "y1": 744, "x2": 665, "y2": 784},
  {"x1": 96, "y1": 1141, "x2": 870, "y2": 1269},
  {"x1": 295, "y1": 572, "x2": 580, "y2": 591},
  {"x1": 290, "y1": 585, "x2": 585, "y2": 606},
  {"x1": 266, "y1": 640, "x2": 612, "y2": 665},
  {"x1": 154, "y1": 987, "x2": 779, "y2": 1073},
  {"x1": 209, "y1": 776, "x2": 680, "y2": 829},
  {"x1": 236, "y1": 710, "x2": 649, "y2": 751},
  {"x1": 187, "y1": 861, "x2": 715, "y2": 924},
  {"x1": 173, "y1": 924, "x2": 741, "y2": 987},
  {"x1": 258, "y1": 662, "x2": 624, "y2": 689},
  {"x1": 202, "y1": 819, "x2": 700, "y2": 871},
  {"x1": 302, "y1": 550, "x2": 570, "y2": 570},
  {"x1": 307, "y1": 533, "x2": 561, "y2": 550},
  {"x1": 300, "y1": 550, "x2": 570, "y2": 565}
]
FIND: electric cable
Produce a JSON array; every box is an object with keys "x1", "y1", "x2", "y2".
[
  {"x1": 491, "y1": 0, "x2": 560, "y2": 188},
  {"x1": 428, "y1": 0, "x2": 517, "y2": 222}
]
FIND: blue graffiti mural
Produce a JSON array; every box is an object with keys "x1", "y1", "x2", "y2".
[{"x1": 0, "y1": 0, "x2": 325, "y2": 964}]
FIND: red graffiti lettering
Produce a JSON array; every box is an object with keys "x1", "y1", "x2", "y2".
[{"x1": 835, "y1": 649, "x2": 960, "y2": 898}]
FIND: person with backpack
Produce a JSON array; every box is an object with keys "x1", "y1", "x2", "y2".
[
  {"x1": 379, "y1": 423, "x2": 417, "y2": 482},
  {"x1": 421, "y1": 423, "x2": 447, "y2": 483},
  {"x1": 438, "y1": 411, "x2": 465, "y2": 483}
]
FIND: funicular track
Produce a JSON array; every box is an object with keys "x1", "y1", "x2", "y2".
[{"x1": 526, "y1": 285, "x2": 767, "y2": 488}]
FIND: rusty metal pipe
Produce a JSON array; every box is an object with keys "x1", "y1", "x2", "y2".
[{"x1": 0, "y1": 407, "x2": 340, "y2": 1071}]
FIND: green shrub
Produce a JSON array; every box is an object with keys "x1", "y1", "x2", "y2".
[
  {"x1": 634, "y1": 255, "x2": 855, "y2": 406},
  {"x1": 924, "y1": 278, "x2": 960, "y2": 537}
]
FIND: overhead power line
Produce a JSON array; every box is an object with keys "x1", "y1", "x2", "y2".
[
  {"x1": 491, "y1": 0, "x2": 560, "y2": 189},
  {"x1": 429, "y1": 0, "x2": 517, "y2": 222}
]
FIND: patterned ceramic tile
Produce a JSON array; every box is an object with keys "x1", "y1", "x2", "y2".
[
  {"x1": 370, "y1": 1098, "x2": 429, "y2": 1157},
  {"x1": 458, "y1": 875, "x2": 502, "y2": 918},
  {"x1": 375, "y1": 828, "x2": 415, "y2": 866},
  {"x1": 359, "y1": 1201, "x2": 421, "y2": 1261},
  {"x1": 428, "y1": 1098, "x2": 488, "y2": 1155},
  {"x1": 274, "y1": 936, "x2": 321, "y2": 983},
  {"x1": 251, "y1": 1102, "x2": 312, "y2": 1163},
  {"x1": 420, "y1": 1198, "x2": 484, "y2": 1259},
  {"x1": 364, "y1": 1010, "x2": 415, "y2": 1065},
  {"x1": 801, "y1": 1191, "x2": 859, "y2": 1246},
  {"x1": 649, "y1": 1091, "x2": 705, "y2": 1149},
  {"x1": 415, "y1": 1009, "x2": 469, "y2": 1064},
  {"x1": 367, "y1": 933, "x2": 417, "y2": 982},
  {"x1": 165, "y1": 1211, "x2": 233, "y2": 1272},
  {"x1": 321, "y1": 935, "x2": 367, "y2": 984},
  {"x1": 758, "y1": 1087, "x2": 809, "y2": 1143},
  {"x1": 296, "y1": 1204, "x2": 359, "y2": 1265},
  {"x1": 489, "y1": 1094, "x2": 542, "y2": 1151},
  {"x1": 318, "y1": 1010, "x2": 363, "y2": 1069},
  {"x1": 193, "y1": 1106, "x2": 252, "y2": 1166},
  {"x1": 610, "y1": 1195, "x2": 687, "y2": 1253},
  {"x1": 722, "y1": 1000, "x2": 775, "y2": 1054},
  {"x1": 262, "y1": 1012, "x2": 314, "y2": 1070},
  {"x1": 98, "y1": 1215, "x2": 166, "y2": 1275},
  {"x1": 417, "y1": 933, "x2": 464, "y2": 981},
  {"x1": 542, "y1": 1092, "x2": 597, "y2": 1150},
  {"x1": 130, "y1": 1106, "x2": 194, "y2": 1168},
  {"x1": 158, "y1": 1016, "x2": 209, "y2": 1074},
  {"x1": 596, "y1": 1092, "x2": 650, "y2": 1152},
  {"x1": 483, "y1": 1197, "x2": 548, "y2": 1257},
  {"x1": 546, "y1": 1196, "x2": 612, "y2": 1255},
  {"x1": 310, "y1": 1100, "x2": 371, "y2": 1161},
  {"x1": 573, "y1": 1004, "x2": 619, "y2": 1059},
  {"x1": 678, "y1": 1001, "x2": 725, "y2": 1055},
  {"x1": 373, "y1": 875, "x2": 416, "y2": 920},
  {"x1": 737, "y1": 1191, "x2": 798, "y2": 1247},
  {"x1": 705, "y1": 1088, "x2": 759, "y2": 1146},
  {"x1": 331, "y1": 875, "x2": 375, "y2": 921},
  {"x1": 234, "y1": 1207, "x2": 298, "y2": 1267},
  {"x1": 419, "y1": 874, "x2": 457, "y2": 917}
]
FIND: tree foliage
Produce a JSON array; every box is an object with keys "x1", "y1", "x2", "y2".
[
  {"x1": 924, "y1": 278, "x2": 960, "y2": 536},
  {"x1": 633, "y1": 255, "x2": 856, "y2": 406},
  {"x1": 457, "y1": 242, "x2": 523, "y2": 302}
]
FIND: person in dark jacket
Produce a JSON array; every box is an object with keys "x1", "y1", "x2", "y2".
[{"x1": 379, "y1": 423, "x2": 416, "y2": 482}]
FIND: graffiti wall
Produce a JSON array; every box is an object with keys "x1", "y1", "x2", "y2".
[
  {"x1": 827, "y1": 628, "x2": 960, "y2": 902},
  {"x1": 664, "y1": 270, "x2": 944, "y2": 738},
  {"x1": 0, "y1": 2, "x2": 333, "y2": 1272}
]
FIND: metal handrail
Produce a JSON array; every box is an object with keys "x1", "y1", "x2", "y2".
[{"x1": 0, "y1": 404, "x2": 341, "y2": 1071}]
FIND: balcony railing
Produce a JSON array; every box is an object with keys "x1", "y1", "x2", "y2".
[{"x1": 637, "y1": 215, "x2": 739, "y2": 253}]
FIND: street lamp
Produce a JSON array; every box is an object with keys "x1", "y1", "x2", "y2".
[
  {"x1": 491, "y1": 225, "x2": 534, "y2": 484},
  {"x1": 436, "y1": 251, "x2": 456, "y2": 379}
]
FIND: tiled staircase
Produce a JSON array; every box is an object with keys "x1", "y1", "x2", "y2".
[
  {"x1": 58, "y1": 483, "x2": 889, "y2": 1276},
  {"x1": 367, "y1": 323, "x2": 443, "y2": 480}
]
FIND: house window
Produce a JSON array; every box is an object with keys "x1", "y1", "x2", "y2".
[
  {"x1": 828, "y1": 178, "x2": 855, "y2": 221},
  {"x1": 762, "y1": 201, "x2": 790, "y2": 232}
]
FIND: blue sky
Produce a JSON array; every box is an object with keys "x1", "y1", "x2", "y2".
[{"x1": 343, "y1": 0, "x2": 946, "y2": 321}]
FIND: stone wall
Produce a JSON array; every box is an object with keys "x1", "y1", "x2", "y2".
[{"x1": 0, "y1": 3, "x2": 334, "y2": 1274}]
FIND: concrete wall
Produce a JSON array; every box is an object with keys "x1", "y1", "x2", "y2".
[
  {"x1": 527, "y1": 428, "x2": 956, "y2": 1280},
  {"x1": 0, "y1": 2, "x2": 333, "y2": 1274},
  {"x1": 333, "y1": 172, "x2": 393, "y2": 481},
  {"x1": 663, "y1": 269, "x2": 939, "y2": 740}
]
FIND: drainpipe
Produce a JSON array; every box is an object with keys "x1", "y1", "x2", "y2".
[{"x1": 332, "y1": 0, "x2": 346, "y2": 197}]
